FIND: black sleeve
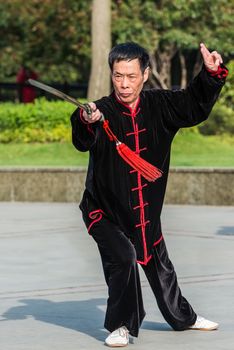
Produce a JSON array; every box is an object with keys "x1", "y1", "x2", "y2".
[
  {"x1": 70, "y1": 107, "x2": 100, "y2": 152},
  {"x1": 156, "y1": 65, "x2": 227, "y2": 130}
]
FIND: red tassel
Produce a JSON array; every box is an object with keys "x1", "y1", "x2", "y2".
[
  {"x1": 116, "y1": 142, "x2": 162, "y2": 182},
  {"x1": 102, "y1": 120, "x2": 162, "y2": 182}
]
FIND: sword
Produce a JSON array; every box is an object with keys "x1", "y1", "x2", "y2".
[
  {"x1": 28, "y1": 78, "x2": 104, "y2": 121},
  {"x1": 28, "y1": 81, "x2": 162, "y2": 182}
]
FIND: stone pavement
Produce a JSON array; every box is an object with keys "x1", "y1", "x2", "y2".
[{"x1": 0, "y1": 202, "x2": 234, "y2": 350}]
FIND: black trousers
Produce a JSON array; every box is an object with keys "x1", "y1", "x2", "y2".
[{"x1": 90, "y1": 217, "x2": 197, "y2": 337}]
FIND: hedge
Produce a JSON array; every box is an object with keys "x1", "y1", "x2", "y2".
[
  {"x1": 0, "y1": 94, "x2": 233, "y2": 143},
  {"x1": 0, "y1": 98, "x2": 77, "y2": 142},
  {"x1": 199, "y1": 104, "x2": 234, "y2": 135}
]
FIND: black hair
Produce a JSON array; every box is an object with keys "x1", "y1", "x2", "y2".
[{"x1": 108, "y1": 42, "x2": 150, "y2": 73}]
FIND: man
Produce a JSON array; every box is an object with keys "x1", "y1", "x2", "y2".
[{"x1": 71, "y1": 42, "x2": 228, "y2": 347}]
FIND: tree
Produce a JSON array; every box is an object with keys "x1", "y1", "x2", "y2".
[
  {"x1": 0, "y1": 0, "x2": 233, "y2": 92},
  {"x1": 88, "y1": 0, "x2": 111, "y2": 100},
  {"x1": 112, "y1": 0, "x2": 234, "y2": 88},
  {"x1": 0, "y1": 0, "x2": 92, "y2": 83}
]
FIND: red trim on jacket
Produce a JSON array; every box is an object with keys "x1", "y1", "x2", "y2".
[
  {"x1": 114, "y1": 93, "x2": 140, "y2": 114},
  {"x1": 87, "y1": 209, "x2": 104, "y2": 233},
  {"x1": 114, "y1": 93, "x2": 161, "y2": 265},
  {"x1": 205, "y1": 65, "x2": 228, "y2": 79},
  {"x1": 131, "y1": 183, "x2": 148, "y2": 192},
  {"x1": 137, "y1": 234, "x2": 164, "y2": 265},
  {"x1": 126, "y1": 128, "x2": 146, "y2": 137},
  {"x1": 133, "y1": 202, "x2": 148, "y2": 210},
  {"x1": 79, "y1": 109, "x2": 95, "y2": 135},
  {"x1": 137, "y1": 254, "x2": 153, "y2": 266},
  {"x1": 122, "y1": 108, "x2": 141, "y2": 118},
  {"x1": 129, "y1": 106, "x2": 150, "y2": 264},
  {"x1": 153, "y1": 234, "x2": 163, "y2": 247}
]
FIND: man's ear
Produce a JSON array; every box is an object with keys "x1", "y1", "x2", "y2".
[{"x1": 143, "y1": 67, "x2": 150, "y2": 83}]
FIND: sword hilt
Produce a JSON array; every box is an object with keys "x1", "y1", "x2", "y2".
[{"x1": 83, "y1": 103, "x2": 105, "y2": 122}]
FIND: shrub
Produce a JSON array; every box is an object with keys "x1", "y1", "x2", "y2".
[
  {"x1": 198, "y1": 60, "x2": 234, "y2": 136},
  {"x1": 0, "y1": 98, "x2": 78, "y2": 142},
  {"x1": 199, "y1": 103, "x2": 234, "y2": 135}
]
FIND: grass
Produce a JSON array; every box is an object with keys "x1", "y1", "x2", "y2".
[
  {"x1": 0, "y1": 132, "x2": 233, "y2": 167},
  {"x1": 170, "y1": 132, "x2": 234, "y2": 167},
  {"x1": 0, "y1": 142, "x2": 88, "y2": 167}
]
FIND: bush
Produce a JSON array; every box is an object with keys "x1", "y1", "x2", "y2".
[
  {"x1": 0, "y1": 64, "x2": 233, "y2": 143},
  {"x1": 0, "y1": 98, "x2": 78, "y2": 142},
  {"x1": 199, "y1": 103, "x2": 234, "y2": 135},
  {"x1": 199, "y1": 60, "x2": 234, "y2": 136}
]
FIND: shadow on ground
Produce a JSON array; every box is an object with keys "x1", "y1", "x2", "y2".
[
  {"x1": 1, "y1": 298, "x2": 170, "y2": 340},
  {"x1": 216, "y1": 226, "x2": 234, "y2": 236}
]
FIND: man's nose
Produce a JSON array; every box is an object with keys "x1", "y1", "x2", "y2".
[{"x1": 121, "y1": 76, "x2": 129, "y2": 88}]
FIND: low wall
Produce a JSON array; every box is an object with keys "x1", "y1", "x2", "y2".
[{"x1": 0, "y1": 167, "x2": 233, "y2": 205}]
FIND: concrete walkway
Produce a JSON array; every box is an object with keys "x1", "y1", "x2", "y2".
[{"x1": 0, "y1": 203, "x2": 234, "y2": 350}]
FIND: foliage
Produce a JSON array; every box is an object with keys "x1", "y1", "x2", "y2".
[
  {"x1": 0, "y1": 98, "x2": 77, "y2": 142},
  {"x1": 0, "y1": 0, "x2": 233, "y2": 88},
  {"x1": 199, "y1": 104, "x2": 234, "y2": 135},
  {"x1": 199, "y1": 60, "x2": 234, "y2": 135},
  {"x1": 218, "y1": 60, "x2": 234, "y2": 109},
  {"x1": 0, "y1": 0, "x2": 92, "y2": 83},
  {"x1": 112, "y1": 0, "x2": 234, "y2": 87}
]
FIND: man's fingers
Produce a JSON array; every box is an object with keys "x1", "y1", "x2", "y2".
[
  {"x1": 200, "y1": 43, "x2": 223, "y2": 71},
  {"x1": 215, "y1": 58, "x2": 220, "y2": 67},
  {"x1": 83, "y1": 102, "x2": 102, "y2": 123},
  {"x1": 211, "y1": 51, "x2": 223, "y2": 64},
  {"x1": 200, "y1": 42, "x2": 210, "y2": 57},
  {"x1": 89, "y1": 102, "x2": 97, "y2": 112}
]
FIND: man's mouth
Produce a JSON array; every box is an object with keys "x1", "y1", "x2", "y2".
[{"x1": 120, "y1": 93, "x2": 131, "y2": 98}]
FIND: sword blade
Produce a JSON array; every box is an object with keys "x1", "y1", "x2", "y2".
[
  {"x1": 28, "y1": 79, "x2": 87, "y2": 110},
  {"x1": 28, "y1": 79, "x2": 104, "y2": 121}
]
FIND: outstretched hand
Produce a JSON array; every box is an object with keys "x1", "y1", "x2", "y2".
[
  {"x1": 200, "y1": 43, "x2": 223, "y2": 72},
  {"x1": 82, "y1": 102, "x2": 102, "y2": 123}
]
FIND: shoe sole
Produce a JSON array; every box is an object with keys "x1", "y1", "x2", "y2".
[
  {"x1": 105, "y1": 342, "x2": 129, "y2": 347},
  {"x1": 189, "y1": 325, "x2": 219, "y2": 331}
]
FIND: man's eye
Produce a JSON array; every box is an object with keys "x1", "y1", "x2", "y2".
[{"x1": 114, "y1": 75, "x2": 122, "y2": 80}]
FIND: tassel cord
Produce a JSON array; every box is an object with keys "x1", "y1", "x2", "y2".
[{"x1": 101, "y1": 119, "x2": 162, "y2": 182}]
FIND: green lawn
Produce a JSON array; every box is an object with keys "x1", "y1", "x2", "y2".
[
  {"x1": 171, "y1": 132, "x2": 234, "y2": 167},
  {"x1": 0, "y1": 132, "x2": 233, "y2": 167}
]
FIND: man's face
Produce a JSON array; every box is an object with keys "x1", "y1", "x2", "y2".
[{"x1": 112, "y1": 58, "x2": 149, "y2": 108}]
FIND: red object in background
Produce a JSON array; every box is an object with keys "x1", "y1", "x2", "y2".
[{"x1": 16, "y1": 66, "x2": 38, "y2": 103}]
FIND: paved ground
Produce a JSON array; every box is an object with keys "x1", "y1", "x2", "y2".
[{"x1": 0, "y1": 202, "x2": 234, "y2": 350}]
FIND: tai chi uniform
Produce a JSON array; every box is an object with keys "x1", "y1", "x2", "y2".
[{"x1": 71, "y1": 65, "x2": 227, "y2": 337}]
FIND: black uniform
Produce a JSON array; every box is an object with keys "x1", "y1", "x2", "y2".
[{"x1": 71, "y1": 66, "x2": 226, "y2": 337}]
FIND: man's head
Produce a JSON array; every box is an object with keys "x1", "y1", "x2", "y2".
[
  {"x1": 108, "y1": 42, "x2": 150, "y2": 73},
  {"x1": 108, "y1": 42, "x2": 150, "y2": 108}
]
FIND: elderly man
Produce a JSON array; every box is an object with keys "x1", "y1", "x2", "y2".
[{"x1": 71, "y1": 42, "x2": 228, "y2": 347}]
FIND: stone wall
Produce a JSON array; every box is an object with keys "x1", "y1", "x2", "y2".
[{"x1": 0, "y1": 167, "x2": 233, "y2": 205}]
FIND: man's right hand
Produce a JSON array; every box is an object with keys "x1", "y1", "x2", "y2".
[{"x1": 82, "y1": 102, "x2": 102, "y2": 123}]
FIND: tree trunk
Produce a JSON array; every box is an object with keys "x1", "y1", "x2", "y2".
[
  {"x1": 149, "y1": 45, "x2": 177, "y2": 89},
  {"x1": 88, "y1": 0, "x2": 111, "y2": 101},
  {"x1": 179, "y1": 52, "x2": 187, "y2": 89},
  {"x1": 149, "y1": 53, "x2": 168, "y2": 89}
]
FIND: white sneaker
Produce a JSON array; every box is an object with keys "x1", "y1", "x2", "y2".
[
  {"x1": 189, "y1": 315, "x2": 219, "y2": 331},
  {"x1": 105, "y1": 326, "x2": 129, "y2": 347}
]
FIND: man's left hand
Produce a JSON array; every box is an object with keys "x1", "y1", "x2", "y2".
[{"x1": 200, "y1": 43, "x2": 223, "y2": 72}]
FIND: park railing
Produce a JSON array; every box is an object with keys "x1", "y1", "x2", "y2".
[{"x1": 0, "y1": 82, "x2": 88, "y2": 102}]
